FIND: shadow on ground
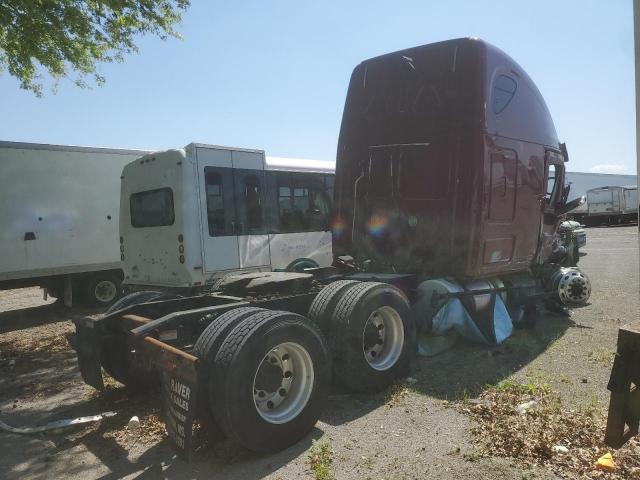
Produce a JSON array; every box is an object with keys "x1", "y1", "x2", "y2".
[
  {"x1": 320, "y1": 308, "x2": 572, "y2": 427},
  {"x1": 0, "y1": 306, "x2": 573, "y2": 480}
]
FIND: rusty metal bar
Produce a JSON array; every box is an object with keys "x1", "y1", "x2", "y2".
[{"x1": 144, "y1": 336, "x2": 198, "y2": 363}]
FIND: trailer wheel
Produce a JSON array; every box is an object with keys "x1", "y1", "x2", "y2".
[
  {"x1": 208, "y1": 310, "x2": 330, "y2": 453},
  {"x1": 85, "y1": 274, "x2": 122, "y2": 307},
  {"x1": 330, "y1": 282, "x2": 415, "y2": 393},
  {"x1": 307, "y1": 280, "x2": 360, "y2": 333},
  {"x1": 193, "y1": 307, "x2": 266, "y2": 439}
]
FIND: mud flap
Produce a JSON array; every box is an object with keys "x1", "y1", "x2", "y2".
[
  {"x1": 144, "y1": 337, "x2": 199, "y2": 461},
  {"x1": 75, "y1": 320, "x2": 104, "y2": 390}
]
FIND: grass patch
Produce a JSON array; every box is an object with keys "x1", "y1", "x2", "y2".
[
  {"x1": 587, "y1": 349, "x2": 615, "y2": 365},
  {"x1": 307, "y1": 439, "x2": 335, "y2": 480},
  {"x1": 486, "y1": 378, "x2": 550, "y2": 396}
]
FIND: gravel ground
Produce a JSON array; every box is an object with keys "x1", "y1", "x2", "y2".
[{"x1": 0, "y1": 226, "x2": 637, "y2": 480}]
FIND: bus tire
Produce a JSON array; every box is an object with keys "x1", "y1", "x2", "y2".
[
  {"x1": 307, "y1": 280, "x2": 360, "y2": 333},
  {"x1": 285, "y1": 258, "x2": 319, "y2": 272},
  {"x1": 330, "y1": 282, "x2": 415, "y2": 393},
  {"x1": 193, "y1": 307, "x2": 266, "y2": 440},
  {"x1": 208, "y1": 310, "x2": 331, "y2": 453}
]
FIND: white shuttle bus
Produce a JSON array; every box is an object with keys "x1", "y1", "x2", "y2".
[{"x1": 120, "y1": 143, "x2": 335, "y2": 294}]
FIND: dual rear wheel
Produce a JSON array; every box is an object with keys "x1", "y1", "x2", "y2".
[
  {"x1": 194, "y1": 308, "x2": 331, "y2": 453},
  {"x1": 193, "y1": 281, "x2": 416, "y2": 453}
]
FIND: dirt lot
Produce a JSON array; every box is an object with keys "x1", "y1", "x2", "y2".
[{"x1": 0, "y1": 226, "x2": 638, "y2": 480}]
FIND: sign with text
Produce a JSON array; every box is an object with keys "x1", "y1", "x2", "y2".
[{"x1": 150, "y1": 339, "x2": 198, "y2": 461}]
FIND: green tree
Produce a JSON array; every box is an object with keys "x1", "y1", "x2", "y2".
[{"x1": 0, "y1": 0, "x2": 190, "y2": 96}]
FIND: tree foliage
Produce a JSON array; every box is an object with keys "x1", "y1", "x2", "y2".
[{"x1": 0, "y1": 0, "x2": 189, "y2": 96}]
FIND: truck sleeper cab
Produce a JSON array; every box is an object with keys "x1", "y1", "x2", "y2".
[
  {"x1": 75, "y1": 40, "x2": 591, "y2": 461},
  {"x1": 334, "y1": 37, "x2": 573, "y2": 279},
  {"x1": 120, "y1": 143, "x2": 335, "y2": 294}
]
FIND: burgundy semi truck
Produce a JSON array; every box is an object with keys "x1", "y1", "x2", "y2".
[{"x1": 74, "y1": 38, "x2": 590, "y2": 458}]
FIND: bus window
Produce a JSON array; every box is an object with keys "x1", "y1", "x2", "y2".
[
  {"x1": 243, "y1": 174, "x2": 263, "y2": 232},
  {"x1": 310, "y1": 186, "x2": 330, "y2": 230},
  {"x1": 276, "y1": 174, "x2": 332, "y2": 232},
  {"x1": 205, "y1": 170, "x2": 226, "y2": 236},
  {"x1": 130, "y1": 188, "x2": 175, "y2": 228}
]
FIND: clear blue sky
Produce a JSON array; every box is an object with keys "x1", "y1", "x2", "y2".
[{"x1": 1, "y1": 0, "x2": 636, "y2": 174}]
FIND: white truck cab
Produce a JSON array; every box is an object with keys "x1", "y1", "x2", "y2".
[{"x1": 120, "y1": 143, "x2": 335, "y2": 293}]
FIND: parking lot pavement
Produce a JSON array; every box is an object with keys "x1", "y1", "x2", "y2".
[{"x1": 0, "y1": 226, "x2": 637, "y2": 480}]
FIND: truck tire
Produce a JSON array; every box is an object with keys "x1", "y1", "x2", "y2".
[
  {"x1": 193, "y1": 307, "x2": 266, "y2": 440},
  {"x1": 307, "y1": 280, "x2": 360, "y2": 333},
  {"x1": 207, "y1": 310, "x2": 331, "y2": 453},
  {"x1": 85, "y1": 273, "x2": 122, "y2": 307},
  {"x1": 329, "y1": 282, "x2": 415, "y2": 393}
]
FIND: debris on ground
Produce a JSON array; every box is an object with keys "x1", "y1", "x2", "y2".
[
  {"x1": 385, "y1": 382, "x2": 412, "y2": 408},
  {"x1": 0, "y1": 329, "x2": 73, "y2": 358},
  {"x1": 94, "y1": 383, "x2": 167, "y2": 446},
  {"x1": 0, "y1": 411, "x2": 116, "y2": 434},
  {"x1": 127, "y1": 415, "x2": 140, "y2": 430},
  {"x1": 516, "y1": 400, "x2": 537, "y2": 415},
  {"x1": 460, "y1": 382, "x2": 640, "y2": 479},
  {"x1": 596, "y1": 452, "x2": 616, "y2": 472}
]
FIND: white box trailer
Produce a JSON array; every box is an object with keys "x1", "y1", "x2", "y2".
[
  {"x1": 585, "y1": 185, "x2": 638, "y2": 225},
  {"x1": 0, "y1": 141, "x2": 150, "y2": 306}
]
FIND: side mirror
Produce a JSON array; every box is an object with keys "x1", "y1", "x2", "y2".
[
  {"x1": 556, "y1": 195, "x2": 585, "y2": 215},
  {"x1": 560, "y1": 142, "x2": 569, "y2": 162}
]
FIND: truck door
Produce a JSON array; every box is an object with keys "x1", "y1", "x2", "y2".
[
  {"x1": 197, "y1": 148, "x2": 241, "y2": 272},
  {"x1": 539, "y1": 150, "x2": 565, "y2": 259},
  {"x1": 232, "y1": 151, "x2": 270, "y2": 268}
]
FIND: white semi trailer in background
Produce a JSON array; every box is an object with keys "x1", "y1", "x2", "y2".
[
  {"x1": 0, "y1": 141, "x2": 150, "y2": 306},
  {"x1": 584, "y1": 185, "x2": 638, "y2": 226}
]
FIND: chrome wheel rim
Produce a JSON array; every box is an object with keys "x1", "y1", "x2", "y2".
[
  {"x1": 557, "y1": 269, "x2": 591, "y2": 304},
  {"x1": 252, "y1": 342, "x2": 314, "y2": 424},
  {"x1": 362, "y1": 306, "x2": 404, "y2": 371},
  {"x1": 94, "y1": 280, "x2": 117, "y2": 303}
]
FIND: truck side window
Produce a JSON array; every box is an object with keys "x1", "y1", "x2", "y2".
[
  {"x1": 205, "y1": 170, "x2": 225, "y2": 236},
  {"x1": 244, "y1": 175, "x2": 263, "y2": 232},
  {"x1": 492, "y1": 75, "x2": 517, "y2": 114},
  {"x1": 545, "y1": 164, "x2": 557, "y2": 203}
]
